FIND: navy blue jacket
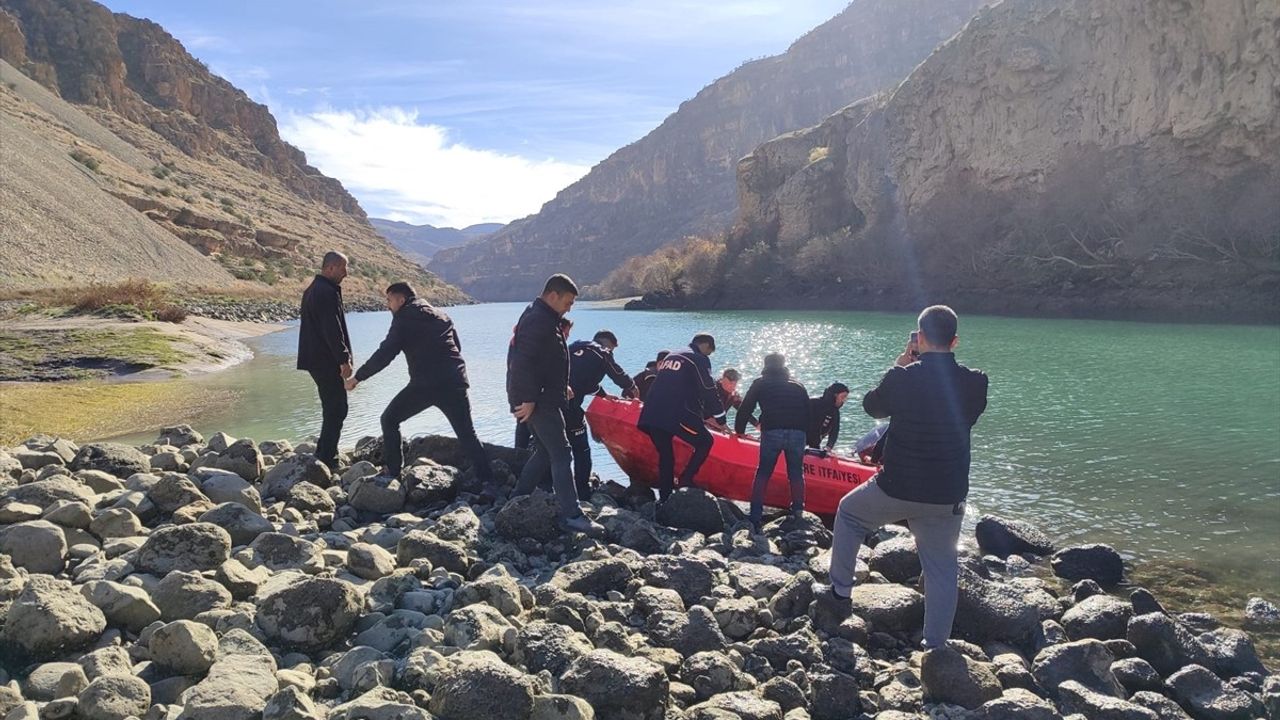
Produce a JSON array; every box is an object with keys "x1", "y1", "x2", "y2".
[
  {"x1": 506, "y1": 298, "x2": 569, "y2": 408},
  {"x1": 736, "y1": 367, "x2": 809, "y2": 434},
  {"x1": 296, "y1": 275, "x2": 351, "y2": 371},
  {"x1": 353, "y1": 299, "x2": 468, "y2": 388},
  {"x1": 807, "y1": 397, "x2": 841, "y2": 449},
  {"x1": 864, "y1": 352, "x2": 988, "y2": 504},
  {"x1": 637, "y1": 345, "x2": 720, "y2": 434},
  {"x1": 569, "y1": 340, "x2": 635, "y2": 399}
]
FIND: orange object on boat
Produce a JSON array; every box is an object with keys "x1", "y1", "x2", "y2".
[{"x1": 586, "y1": 395, "x2": 878, "y2": 517}]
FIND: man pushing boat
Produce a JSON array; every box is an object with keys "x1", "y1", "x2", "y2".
[{"x1": 637, "y1": 332, "x2": 724, "y2": 502}]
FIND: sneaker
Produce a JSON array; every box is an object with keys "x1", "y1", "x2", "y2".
[{"x1": 560, "y1": 515, "x2": 606, "y2": 538}]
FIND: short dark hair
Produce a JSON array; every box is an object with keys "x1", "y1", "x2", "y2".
[
  {"x1": 655, "y1": 350, "x2": 670, "y2": 362},
  {"x1": 691, "y1": 332, "x2": 716, "y2": 351},
  {"x1": 763, "y1": 352, "x2": 786, "y2": 370},
  {"x1": 918, "y1": 305, "x2": 958, "y2": 346},
  {"x1": 558, "y1": 317, "x2": 573, "y2": 330},
  {"x1": 826, "y1": 382, "x2": 850, "y2": 397},
  {"x1": 321, "y1": 251, "x2": 348, "y2": 269},
  {"x1": 593, "y1": 330, "x2": 618, "y2": 347},
  {"x1": 721, "y1": 368, "x2": 740, "y2": 382},
  {"x1": 385, "y1": 282, "x2": 416, "y2": 299},
  {"x1": 542, "y1": 273, "x2": 579, "y2": 296}
]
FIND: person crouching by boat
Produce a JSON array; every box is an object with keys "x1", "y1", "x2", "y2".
[
  {"x1": 344, "y1": 283, "x2": 495, "y2": 487},
  {"x1": 632, "y1": 350, "x2": 669, "y2": 402},
  {"x1": 807, "y1": 382, "x2": 849, "y2": 454},
  {"x1": 737, "y1": 353, "x2": 810, "y2": 533},
  {"x1": 507, "y1": 274, "x2": 605, "y2": 536},
  {"x1": 712, "y1": 368, "x2": 759, "y2": 429},
  {"x1": 567, "y1": 330, "x2": 638, "y2": 498},
  {"x1": 822, "y1": 305, "x2": 988, "y2": 651},
  {"x1": 637, "y1": 333, "x2": 723, "y2": 502},
  {"x1": 514, "y1": 317, "x2": 573, "y2": 454}
]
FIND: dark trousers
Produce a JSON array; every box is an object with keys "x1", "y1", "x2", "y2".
[
  {"x1": 645, "y1": 423, "x2": 713, "y2": 501},
  {"x1": 514, "y1": 421, "x2": 533, "y2": 450},
  {"x1": 563, "y1": 397, "x2": 593, "y2": 499},
  {"x1": 308, "y1": 368, "x2": 348, "y2": 466},
  {"x1": 381, "y1": 383, "x2": 492, "y2": 480},
  {"x1": 749, "y1": 428, "x2": 807, "y2": 524},
  {"x1": 513, "y1": 402, "x2": 581, "y2": 520}
]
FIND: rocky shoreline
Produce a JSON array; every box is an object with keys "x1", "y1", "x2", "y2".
[{"x1": 0, "y1": 430, "x2": 1276, "y2": 720}]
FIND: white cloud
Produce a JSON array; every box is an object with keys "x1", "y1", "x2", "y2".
[{"x1": 279, "y1": 107, "x2": 590, "y2": 227}]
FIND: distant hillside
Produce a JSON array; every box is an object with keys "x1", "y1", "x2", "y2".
[
  {"x1": 369, "y1": 219, "x2": 503, "y2": 267},
  {"x1": 431, "y1": 0, "x2": 989, "y2": 300},
  {"x1": 0, "y1": 0, "x2": 466, "y2": 304}
]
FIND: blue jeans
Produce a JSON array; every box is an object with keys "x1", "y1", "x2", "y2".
[{"x1": 749, "y1": 428, "x2": 806, "y2": 524}]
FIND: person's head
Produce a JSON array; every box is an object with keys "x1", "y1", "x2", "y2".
[
  {"x1": 917, "y1": 305, "x2": 959, "y2": 352},
  {"x1": 719, "y1": 367, "x2": 740, "y2": 393},
  {"x1": 593, "y1": 330, "x2": 619, "y2": 351},
  {"x1": 558, "y1": 317, "x2": 573, "y2": 340},
  {"x1": 825, "y1": 382, "x2": 850, "y2": 407},
  {"x1": 320, "y1": 251, "x2": 348, "y2": 283},
  {"x1": 655, "y1": 350, "x2": 670, "y2": 363},
  {"x1": 385, "y1": 282, "x2": 415, "y2": 313},
  {"x1": 763, "y1": 352, "x2": 786, "y2": 373},
  {"x1": 540, "y1": 274, "x2": 579, "y2": 315},
  {"x1": 691, "y1": 332, "x2": 716, "y2": 356}
]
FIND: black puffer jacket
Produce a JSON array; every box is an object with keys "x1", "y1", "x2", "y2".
[
  {"x1": 353, "y1": 298, "x2": 468, "y2": 387},
  {"x1": 506, "y1": 298, "x2": 569, "y2": 408},
  {"x1": 736, "y1": 366, "x2": 809, "y2": 434},
  {"x1": 296, "y1": 275, "x2": 351, "y2": 371}
]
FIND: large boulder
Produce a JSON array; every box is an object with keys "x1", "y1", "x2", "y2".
[
  {"x1": 1196, "y1": 628, "x2": 1267, "y2": 678},
  {"x1": 1058, "y1": 680, "x2": 1159, "y2": 720},
  {"x1": 1126, "y1": 612, "x2": 1214, "y2": 677},
  {"x1": 1051, "y1": 544, "x2": 1125, "y2": 585},
  {"x1": 0, "y1": 519, "x2": 67, "y2": 574},
  {"x1": 136, "y1": 522, "x2": 232, "y2": 574},
  {"x1": 286, "y1": 481, "x2": 336, "y2": 514},
  {"x1": 195, "y1": 469, "x2": 263, "y2": 512},
  {"x1": 560, "y1": 649, "x2": 668, "y2": 720},
  {"x1": 71, "y1": 443, "x2": 150, "y2": 477},
  {"x1": 1165, "y1": 664, "x2": 1264, "y2": 720},
  {"x1": 975, "y1": 515, "x2": 1056, "y2": 558},
  {"x1": 403, "y1": 460, "x2": 461, "y2": 506},
  {"x1": 1031, "y1": 639, "x2": 1125, "y2": 700},
  {"x1": 256, "y1": 576, "x2": 362, "y2": 650},
  {"x1": 1129, "y1": 691, "x2": 1196, "y2": 720},
  {"x1": 348, "y1": 474, "x2": 408, "y2": 514},
  {"x1": 245, "y1": 532, "x2": 326, "y2": 574},
  {"x1": 397, "y1": 530, "x2": 471, "y2": 574},
  {"x1": 330, "y1": 688, "x2": 429, "y2": 720},
  {"x1": 6, "y1": 476, "x2": 95, "y2": 510},
  {"x1": 654, "y1": 487, "x2": 726, "y2": 536},
  {"x1": 207, "y1": 438, "x2": 264, "y2": 482},
  {"x1": 973, "y1": 689, "x2": 1062, "y2": 720},
  {"x1": 77, "y1": 675, "x2": 151, "y2": 720},
  {"x1": 495, "y1": 491, "x2": 562, "y2": 543},
  {"x1": 551, "y1": 558, "x2": 635, "y2": 597},
  {"x1": 199, "y1": 502, "x2": 274, "y2": 546},
  {"x1": 153, "y1": 570, "x2": 232, "y2": 621},
  {"x1": 850, "y1": 583, "x2": 924, "y2": 633},
  {"x1": 1062, "y1": 593, "x2": 1134, "y2": 641},
  {"x1": 150, "y1": 620, "x2": 218, "y2": 675},
  {"x1": 261, "y1": 453, "x2": 331, "y2": 499},
  {"x1": 443, "y1": 604, "x2": 516, "y2": 652},
  {"x1": 921, "y1": 646, "x2": 1003, "y2": 709},
  {"x1": 641, "y1": 555, "x2": 714, "y2": 606},
  {"x1": 953, "y1": 566, "x2": 1044, "y2": 651},
  {"x1": 2, "y1": 576, "x2": 106, "y2": 660},
  {"x1": 79, "y1": 581, "x2": 161, "y2": 632},
  {"x1": 156, "y1": 425, "x2": 203, "y2": 447},
  {"x1": 869, "y1": 536, "x2": 922, "y2": 583},
  {"x1": 148, "y1": 474, "x2": 209, "y2": 513},
  {"x1": 428, "y1": 651, "x2": 537, "y2": 720},
  {"x1": 517, "y1": 621, "x2": 595, "y2": 676},
  {"x1": 178, "y1": 639, "x2": 279, "y2": 720},
  {"x1": 686, "y1": 692, "x2": 783, "y2": 720}
]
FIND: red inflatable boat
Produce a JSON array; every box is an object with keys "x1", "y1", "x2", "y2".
[{"x1": 586, "y1": 395, "x2": 879, "y2": 517}]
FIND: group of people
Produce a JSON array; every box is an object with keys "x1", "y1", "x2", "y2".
[{"x1": 297, "y1": 256, "x2": 989, "y2": 651}]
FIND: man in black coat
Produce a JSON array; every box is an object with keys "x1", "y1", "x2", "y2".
[
  {"x1": 807, "y1": 382, "x2": 849, "y2": 451},
  {"x1": 736, "y1": 353, "x2": 810, "y2": 531},
  {"x1": 297, "y1": 251, "x2": 353, "y2": 469},
  {"x1": 566, "y1": 329, "x2": 638, "y2": 497},
  {"x1": 507, "y1": 274, "x2": 605, "y2": 536},
  {"x1": 344, "y1": 282, "x2": 493, "y2": 483}
]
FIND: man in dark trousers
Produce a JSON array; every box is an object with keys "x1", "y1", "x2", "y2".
[
  {"x1": 637, "y1": 333, "x2": 723, "y2": 502},
  {"x1": 632, "y1": 350, "x2": 669, "y2": 401},
  {"x1": 807, "y1": 382, "x2": 850, "y2": 452},
  {"x1": 344, "y1": 282, "x2": 494, "y2": 485},
  {"x1": 297, "y1": 251, "x2": 353, "y2": 469},
  {"x1": 823, "y1": 305, "x2": 988, "y2": 650},
  {"x1": 508, "y1": 274, "x2": 605, "y2": 536},
  {"x1": 515, "y1": 317, "x2": 573, "y2": 452},
  {"x1": 737, "y1": 353, "x2": 810, "y2": 532},
  {"x1": 567, "y1": 329, "x2": 638, "y2": 497}
]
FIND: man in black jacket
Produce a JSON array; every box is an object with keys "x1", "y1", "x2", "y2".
[
  {"x1": 638, "y1": 333, "x2": 723, "y2": 502},
  {"x1": 566, "y1": 330, "x2": 638, "y2": 497},
  {"x1": 345, "y1": 283, "x2": 494, "y2": 484},
  {"x1": 807, "y1": 382, "x2": 849, "y2": 451},
  {"x1": 823, "y1": 305, "x2": 988, "y2": 650},
  {"x1": 737, "y1": 353, "x2": 810, "y2": 531},
  {"x1": 297, "y1": 252, "x2": 353, "y2": 469},
  {"x1": 508, "y1": 274, "x2": 604, "y2": 536}
]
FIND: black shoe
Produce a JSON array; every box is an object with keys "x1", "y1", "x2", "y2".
[{"x1": 560, "y1": 515, "x2": 606, "y2": 538}]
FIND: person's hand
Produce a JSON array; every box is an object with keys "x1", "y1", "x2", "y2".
[
  {"x1": 513, "y1": 402, "x2": 536, "y2": 422},
  {"x1": 623, "y1": 387, "x2": 639, "y2": 400},
  {"x1": 566, "y1": 387, "x2": 575, "y2": 401},
  {"x1": 339, "y1": 362, "x2": 353, "y2": 379},
  {"x1": 894, "y1": 351, "x2": 915, "y2": 367},
  {"x1": 344, "y1": 378, "x2": 359, "y2": 392}
]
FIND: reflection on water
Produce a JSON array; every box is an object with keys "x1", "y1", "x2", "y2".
[{"x1": 116, "y1": 302, "x2": 1280, "y2": 605}]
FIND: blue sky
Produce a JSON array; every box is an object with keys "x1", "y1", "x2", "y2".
[{"x1": 101, "y1": 0, "x2": 849, "y2": 227}]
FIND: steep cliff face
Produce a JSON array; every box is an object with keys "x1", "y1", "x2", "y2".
[
  {"x1": 711, "y1": 0, "x2": 1280, "y2": 321},
  {"x1": 431, "y1": 0, "x2": 989, "y2": 300}
]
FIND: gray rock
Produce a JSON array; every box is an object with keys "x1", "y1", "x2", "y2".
[
  {"x1": 88, "y1": 508, "x2": 144, "y2": 539},
  {"x1": 43, "y1": 499, "x2": 93, "y2": 529},
  {"x1": 1058, "y1": 680, "x2": 1159, "y2": 720},
  {"x1": 551, "y1": 558, "x2": 635, "y2": 597},
  {"x1": 1243, "y1": 597, "x2": 1279, "y2": 628},
  {"x1": 954, "y1": 566, "x2": 1045, "y2": 652},
  {"x1": 263, "y1": 685, "x2": 323, "y2": 720},
  {"x1": 975, "y1": 515, "x2": 1056, "y2": 558},
  {"x1": 157, "y1": 425, "x2": 203, "y2": 447},
  {"x1": 348, "y1": 542, "x2": 397, "y2": 580},
  {"x1": 195, "y1": 469, "x2": 263, "y2": 513},
  {"x1": 1126, "y1": 612, "x2": 1214, "y2": 677},
  {"x1": 149, "y1": 474, "x2": 209, "y2": 513},
  {"x1": 1130, "y1": 588, "x2": 1169, "y2": 616},
  {"x1": 397, "y1": 530, "x2": 470, "y2": 574},
  {"x1": 921, "y1": 646, "x2": 1003, "y2": 709},
  {"x1": 850, "y1": 583, "x2": 924, "y2": 634},
  {"x1": 731, "y1": 562, "x2": 793, "y2": 599},
  {"x1": 245, "y1": 532, "x2": 325, "y2": 573},
  {"x1": 1165, "y1": 664, "x2": 1263, "y2": 720},
  {"x1": 1051, "y1": 544, "x2": 1125, "y2": 585},
  {"x1": 2, "y1": 575, "x2": 105, "y2": 660},
  {"x1": 768, "y1": 570, "x2": 815, "y2": 619},
  {"x1": 329, "y1": 687, "x2": 430, "y2": 720},
  {"x1": 810, "y1": 668, "x2": 862, "y2": 720},
  {"x1": 153, "y1": 570, "x2": 232, "y2": 620},
  {"x1": 444, "y1": 603, "x2": 516, "y2": 651},
  {"x1": 974, "y1": 688, "x2": 1063, "y2": 719},
  {"x1": 403, "y1": 460, "x2": 460, "y2": 506},
  {"x1": 654, "y1": 487, "x2": 726, "y2": 536},
  {"x1": 207, "y1": 438, "x2": 264, "y2": 482},
  {"x1": 680, "y1": 651, "x2": 741, "y2": 701},
  {"x1": 428, "y1": 651, "x2": 536, "y2": 720},
  {"x1": 80, "y1": 580, "x2": 162, "y2": 632},
  {"x1": 6, "y1": 476, "x2": 95, "y2": 510},
  {"x1": 150, "y1": 620, "x2": 218, "y2": 675},
  {"x1": 517, "y1": 621, "x2": 595, "y2": 676},
  {"x1": 641, "y1": 555, "x2": 714, "y2": 606},
  {"x1": 713, "y1": 596, "x2": 758, "y2": 640},
  {"x1": 1129, "y1": 691, "x2": 1194, "y2": 720},
  {"x1": 1111, "y1": 657, "x2": 1163, "y2": 694},
  {"x1": 199, "y1": 502, "x2": 274, "y2": 546},
  {"x1": 348, "y1": 474, "x2": 408, "y2": 514},
  {"x1": 77, "y1": 675, "x2": 151, "y2": 720},
  {"x1": 1062, "y1": 594, "x2": 1133, "y2": 641},
  {"x1": 686, "y1": 691, "x2": 783, "y2": 720},
  {"x1": 648, "y1": 605, "x2": 728, "y2": 656},
  {"x1": 71, "y1": 443, "x2": 151, "y2": 477},
  {"x1": 495, "y1": 491, "x2": 563, "y2": 543},
  {"x1": 1031, "y1": 639, "x2": 1125, "y2": 699},
  {"x1": 22, "y1": 662, "x2": 88, "y2": 701},
  {"x1": 0, "y1": 519, "x2": 67, "y2": 574},
  {"x1": 750, "y1": 629, "x2": 823, "y2": 669},
  {"x1": 136, "y1": 523, "x2": 232, "y2": 574},
  {"x1": 256, "y1": 575, "x2": 361, "y2": 650},
  {"x1": 217, "y1": 557, "x2": 272, "y2": 600},
  {"x1": 178, "y1": 650, "x2": 279, "y2": 720},
  {"x1": 560, "y1": 649, "x2": 668, "y2": 720},
  {"x1": 262, "y1": 454, "x2": 331, "y2": 499},
  {"x1": 1196, "y1": 628, "x2": 1267, "y2": 678},
  {"x1": 869, "y1": 536, "x2": 922, "y2": 583},
  {"x1": 455, "y1": 568, "x2": 525, "y2": 616},
  {"x1": 78, "y1": 646, "x2": 134, "y2": 680},
  {"x1": 285, "y1": 481, "x2": 335, "y2": 514},
  {"x1": 531, "y1": 694, "x2": 595, "y2": 720}
]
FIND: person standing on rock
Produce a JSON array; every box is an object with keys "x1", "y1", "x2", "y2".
[
  {"x1": 297, "y1": 251, "x2": 353, "y2": 470},
  {"x1": 807, "y1": 382, "x2": 849, "y2": 452},
  {"x1": 638, "y1": 333, "x2": 724, "y2": 502},
  {"x1": 566, "y1": 329, "x2": 639, "y2": 498},
  {"x1": 508, "y1": 274, "x2": 605, "y2": 536},
  {"x1": 737, "y1": 353, "x2": 810, "y2": 533},
  {"x1": 824, "y1": 305, "x2": 988, "y2": 650},
  {"x1": 343, "y1": 282, "x2": 494, "y2": 486}
]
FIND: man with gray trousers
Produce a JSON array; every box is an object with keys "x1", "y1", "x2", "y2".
[{"x1": 823, "y1": 305, "x2": 988, "y2": 649}]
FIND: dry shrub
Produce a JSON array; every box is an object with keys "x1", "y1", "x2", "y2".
[{"x1": 70, "y1": 279, "x2": 163, "y2": 312}]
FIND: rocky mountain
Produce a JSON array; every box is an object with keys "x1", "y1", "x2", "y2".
[
  {"x1": 369, "y1": 219, "x2": 503, "y2": 268},
  {"x1": 430, "y1": 0, "x2": 989, "y2": 300},
  {"x1": 676, "y1": 0, "x2": 1279, "y2": 322},
  {"x1": 0, "y1": 0, "x2": 465, "y2": 303}
]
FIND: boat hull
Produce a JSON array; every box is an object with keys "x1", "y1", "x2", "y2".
[{"x1": 586, "y1": 395, "x2": 878, "y2": 517}]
